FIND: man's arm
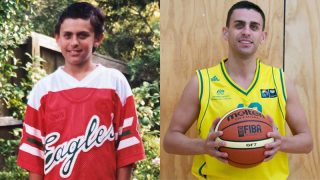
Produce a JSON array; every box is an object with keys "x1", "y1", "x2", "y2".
[
  {"x1": 265, "y1": 76, "x2": 313, "y2": 157},
  {"x1": 163, "y1": 75, "x2": 227, "y2": 160},
  {"x1": 280, "y1": 76, "x2": 313, "y2": 153},
  {"x1": 117, "y1": 164, "x2": 133, "y2": 180}
]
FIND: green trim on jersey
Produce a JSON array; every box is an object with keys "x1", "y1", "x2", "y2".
[
  {"x1": 280, "y1": 69, "x2": 287, "y2": 101},
  {"x1": 27, "y1": 137, "x2": 43, "y2": 148},
  {"x1": 198, "y1": 162, "x2": 207, "y2": 178},
  {"x1": 198, "y1": 69, "x2": 204, "y2": 101},
  {"x1": 220, "y1": 59, "x2": 261, "y2": 96},
  {"x1": 272, "y1": 67, "x2": 285, "y2": 119},
  {"x1": 197, "y1": 69, "x2": 211, "y2": 134}
]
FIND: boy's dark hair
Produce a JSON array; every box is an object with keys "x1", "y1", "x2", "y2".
[
  {"x1": 54, "y1": 2, "x2": 105, "y2": 38},
  {"x1": 226, "y1": 1, "x2": 265, "y2": 30}
]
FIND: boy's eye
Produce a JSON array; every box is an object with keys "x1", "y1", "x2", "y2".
[
  {"x1": 78, "y1": 33, "x2": 89, "y2": 39},
  {"x1": 64, "y1": 33, "x2": 72, "y2": 39}
]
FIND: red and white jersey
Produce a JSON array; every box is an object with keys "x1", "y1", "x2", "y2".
[{"x1": 17, "y1": 65, "x2": 145, "y2": 179}]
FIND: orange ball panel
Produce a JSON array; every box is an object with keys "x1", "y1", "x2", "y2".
[
  {"x1": 216, "y1": 108, "x2": 273, "y2": 168},
  {"x1": 219, "y1": 147, "x2": 266, "y2": 168}
]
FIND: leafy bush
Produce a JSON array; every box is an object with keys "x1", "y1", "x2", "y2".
[
  {"x1": 133, "y1": 134, "x2": 160, "y2": 180},
  {"x1": 132, "y1": 81, "x2": 160, "y2": 179},
  {"x1": 133, "y1": 81, "x2": 160, "y2": 134},
  {"x1": 0, "y1": 0, "x2": 35, "y2": 119},
  {"x1": 128, "y1": 44, "x2": 160, "y2": 87},
  {"x1": 0, "y1": 129, "x2": 28, "y2": 180},
  {"x1": 0, "y1": 54, "x2": 46, "y2": 179}
]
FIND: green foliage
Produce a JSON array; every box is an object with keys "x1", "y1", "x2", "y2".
[
  {"x1": 0, "y1": 1, "x2": 35, "y2": 176},
  {"x1": 128, "y1": 44, "x2": 159, "y2": 87},
  {"x1": 0, "y1": 129, "x2": 28, "y2": 180},
  {"x1": 133, "y1": 134, "x2": 160, "y2": 180},
  {"x1": 132, "y1": 81, "x2": 160, "y2": 179},
  {"x1": 1, "y1": 54, "x2": 46, "y2": 120},
  {"x1": 0, "y1": 54, "x2": 46, "y2": 178},
  {"x1": 31, "y1": 0, "x2": 76, "y2": 36},
  {"x1": 0, "y1": 0, "x2": 35, "y2": 119},
  {"x1": 97, "y1": 0, "x2": 160, "y2": 62},
  {"x1": 133, "y1": 81, "x2": 160, "y2": 134}
]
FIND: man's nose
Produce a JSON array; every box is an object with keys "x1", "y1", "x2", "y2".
[{"x1": 241, "y1": 26, "x2": 251, "y2": 36}]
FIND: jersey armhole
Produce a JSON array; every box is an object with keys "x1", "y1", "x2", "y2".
[
  {"x1": 279, "y1": 68, "x2": 287, "y2": 102},
  {"x1": 271, "y1": 67, "x2": 286, "y2": 120},
  {"x1": 196, "y1": 69, "x2": 211, "y2": 134},
  {"x1": 197, "y1": 69, "x2": 204, "y2": 101}
]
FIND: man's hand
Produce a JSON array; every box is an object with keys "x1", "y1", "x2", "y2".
[
  {"x1": 264, "y1": 116, "x2": 282, "y2": 161},
  {"x1": 204, "y1": 118, "x2": 228, "y2": 163}
]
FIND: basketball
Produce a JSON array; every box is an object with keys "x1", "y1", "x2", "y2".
[{"x1": 214, "y1": 108, "x2": 274, "y2": 168}]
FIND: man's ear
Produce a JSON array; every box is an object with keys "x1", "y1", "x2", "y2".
[
  {"x1": 222, "y1": 27, "x2": 229, "y2": 41},
  {"x1": 260, "y1": 31, "x2": 268, "y2": 44}
]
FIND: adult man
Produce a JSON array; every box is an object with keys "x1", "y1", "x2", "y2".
[{"x1": 163, "y1": 1, "x2": 313, "y2": 179}]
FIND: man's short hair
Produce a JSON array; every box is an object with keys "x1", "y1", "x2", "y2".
[
  {"x1": 226, "y1": 1, "x2": 265, "y2": 30},
  {"x1": 54, "y1": 2, "x2": 105, "y2": 37}
]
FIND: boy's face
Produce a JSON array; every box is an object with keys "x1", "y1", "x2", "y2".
[
  {"x1": 223, "y1": 8, "x2": 266, "y2": 58},
  {"x1": 55, "y1": 18, "x2": 103, "y2": 67}
]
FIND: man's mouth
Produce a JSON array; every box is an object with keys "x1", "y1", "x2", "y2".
[{"x1": 238, "y1": 39, "x2": 253, "y2": 44}]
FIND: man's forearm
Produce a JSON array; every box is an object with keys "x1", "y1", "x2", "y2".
[
  {"x1": 280, "y1": 133, "x2": 313, "y2": 153},
  {"x1": 164, "y1": 131, "x2": 206, "y2": 155}
]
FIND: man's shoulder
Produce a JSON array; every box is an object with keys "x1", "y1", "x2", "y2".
[
  {"x1": 259, "y1": 60, "x2": 283, "y2": 71},
  {"x1": 197, "y1": 62, "x2": 221, "y2": 73}
]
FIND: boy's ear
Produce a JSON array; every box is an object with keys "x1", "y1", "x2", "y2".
[
  {"x1": 55, "y1": 34, "x2": 61, "y2": 45},
  {"x1": 94, "y1": 34, "x2": 104, "y2": 48}
]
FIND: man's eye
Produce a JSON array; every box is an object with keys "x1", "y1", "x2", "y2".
[
  {"x1": 250, "y1": 24, "x2": 259, "y2": 31},
  {"x1": 235, "y1": 23, "x2": 244, "y2": 29}
]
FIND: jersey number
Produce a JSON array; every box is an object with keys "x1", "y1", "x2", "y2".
[{"x1": 237, "y1": 102, "x2": 262, "y2": 112}]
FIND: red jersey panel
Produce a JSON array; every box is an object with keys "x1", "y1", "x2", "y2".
[{"x1": 17, "y1": 65, "x2": 145, "y2": 179}]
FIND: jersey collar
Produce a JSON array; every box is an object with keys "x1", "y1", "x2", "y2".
[{"x1": 220, "y1": 58, "x2": 261, "y2": 96}]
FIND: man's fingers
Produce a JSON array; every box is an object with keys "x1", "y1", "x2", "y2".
[
  {"x1": 207, "y1": 131, "x2": 223, "y2": 141},
  {"x1": 207, "y1": 148, "x2": 228, "y2": 163},
  {"x1": 265, "y1": 137, "x2": 281, "y2": 149},
  {"x1": 210, "y1": 117, "x2": 221, "y2": 132}
]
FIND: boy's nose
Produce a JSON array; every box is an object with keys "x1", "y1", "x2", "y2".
[{"x1": 70, "y1": 36, "x2": 79, "y2": 46}]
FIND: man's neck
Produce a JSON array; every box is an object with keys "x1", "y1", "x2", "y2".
[
  {"x1": 225, "y1": 55, "x2": 257, "y2": 90},
  {"x1": 225, "y1": 56, "x2": 257, "y2": 77}
]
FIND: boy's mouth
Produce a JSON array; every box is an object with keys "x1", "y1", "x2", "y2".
[{"x1": 68, "y1": 49, "x2": 82, "y2": 55}]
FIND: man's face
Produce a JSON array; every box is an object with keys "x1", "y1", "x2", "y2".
[
  {"x1": 55, "y1": 18, "x2": 102, "y2": 67},
  {"x1": 223, "y1": 9, "x2": 266, "y2": 58}
]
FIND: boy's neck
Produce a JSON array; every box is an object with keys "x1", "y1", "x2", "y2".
[{"x1": 63, "y1": 61, "x2": 97, "y2": 81}]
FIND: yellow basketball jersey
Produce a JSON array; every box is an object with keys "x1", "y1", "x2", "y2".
[{"x1": 192, "y1": 59, "x2": 288, "y2": 180}]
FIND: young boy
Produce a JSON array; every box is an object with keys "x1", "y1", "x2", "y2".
[{"x1": 17, "y1": 2, "x2": 145, "y2": 179}]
